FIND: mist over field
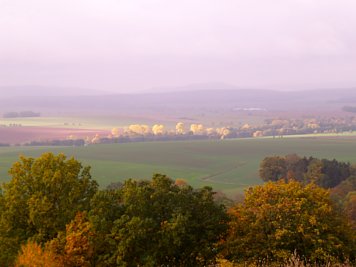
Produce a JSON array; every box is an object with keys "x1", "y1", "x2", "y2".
[{"x1": 1, "y1": 0, "x2": 356, "y2": 92}]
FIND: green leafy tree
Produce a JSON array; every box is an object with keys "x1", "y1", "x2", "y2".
[
  {"x1": 261, "y1": 155, "x2": 352, "y2": 189},
  {"x1": 88, "y1": 189, "x2": 123, "y2": 265},
  {"x1": 90, "y1": 174, "x2": 228, "y2": 266},
  {"x1": 0, "y1": 153, "x2": 98, "y2": 266},
  {"x1": 320, "y1": 159, "x2": 350, "y2": 188},
  {"x1": 284, "y1": 154, "x2": 308, "y2": 181},
  {"x1": 259, "y1": 156, "x2": 287, "y2": 181},
  {"x1": 224, "y1": 180, "x2": 355, "y2": 265},
  {"x1": 303, "y1": 158, "x2": 324, "y2": 185}
]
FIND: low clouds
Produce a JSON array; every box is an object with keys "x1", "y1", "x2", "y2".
[{"x1": 0, "y1": 0, "x2": 355, "y2": 91}]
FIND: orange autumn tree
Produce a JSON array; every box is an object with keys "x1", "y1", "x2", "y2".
[
  {"x1": 15, "y1": 242, "x2": 60, "y2": 267},
  {"x1": 16, "y1": 212, "x2": 95, "y2": 267},
  {"x1": 45, "y1": 212, "x2": 95, "y2": 267},
  {"x1": 63, "y1": 212, "x2": 95, "y2": 266}
]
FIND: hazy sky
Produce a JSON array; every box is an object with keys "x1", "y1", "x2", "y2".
[{"x1": 1, "y1": 0, "x2": 355, "y2": 92}]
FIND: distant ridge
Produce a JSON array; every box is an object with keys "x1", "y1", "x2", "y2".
[
  {"x1": 149, "y1": 82, "x2": 244, "y2": 93},
  {"x1": 0, "y1": 84, "x2": 356, "y2": 114}
]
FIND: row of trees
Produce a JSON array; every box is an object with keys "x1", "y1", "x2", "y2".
[
  {"x1": 110, "y1": 116, "x2": 356, "y2": 140},
  {"x1": 110, "y1": 123, "x2": 234, "y2": 140},
  {"x1": 342, "y1": 106, "x2": 356, "y2": 113},
  {"x1": 0, "y1": 153, "x2": 355, "y2": 266},
  {"x1": 91, "y1": 116, "x2": 356, "y2": 145},
  {"x1": 116, "y1": 116, "x2": 356, "y2": 139},
  {"x1": 259, "y1": 154, "x2": 352, "y2": 188},
  {"x1": 3, "y1": 111, "x2": 40, "y2": 118},
  {"x1": 2, "y1": 115, "x2": 355, "y2": 146},
  {"x1": 25, "y1": 139, "x2": 85, "y2": 147}
]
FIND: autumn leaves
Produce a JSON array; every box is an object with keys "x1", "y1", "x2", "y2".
[{"x1": 0, "y1": 153, "x2": 355, "y2": 266}]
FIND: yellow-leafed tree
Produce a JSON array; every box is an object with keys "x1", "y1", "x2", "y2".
[
  {"x1": 152, "y1": 124, "x2": 165, "y2": 135},
  {"x1": 224, "y1": 180, "x2": 356, "y2": 265},
  {"x1": 190, "y1": 124, "x2": 204, "y2": 135},
  {"x1": 175, "y1": 122, "x2": 185, "y2": 134}
]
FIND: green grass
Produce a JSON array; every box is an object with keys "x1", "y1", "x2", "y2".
[
  {"x1": 1, "y1": 137, "x2": 356, "y2": 197},
  {"x1": 0, "y1": 115, "x2": 178, "y2": 129}
]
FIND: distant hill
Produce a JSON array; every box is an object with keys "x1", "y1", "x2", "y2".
[
  {"x1": 0, "y1": 85, "x2": 356, "y2": 115},
  {"x1": 149, "y1": 82, "x2": 243, "y2": 92}
]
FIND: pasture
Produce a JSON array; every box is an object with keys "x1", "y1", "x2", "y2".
[{"x1": 1, "y1": 136, "x2": 356, "y2": 197}]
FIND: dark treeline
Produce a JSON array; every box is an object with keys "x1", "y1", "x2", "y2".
[
  {"x1": 3, "y1": 110, "x2": 40, "y2": 118},
  {"x1": 0, "y1": 153, "x2": 355, "y2": 266},
  {"x1": 0, "y1": 143, "x2": 10, "y2": 147},
  {"x1": 259, "y1": 154, "x2": 352, "y2": 188},
  {"x1": 25, "y1": 139, "x2": 86, "y2": 147},
  {"x1": 23, "y1": 135, "x2": 211, "y2": 147},
  {"x1": 343, "y1": 106, "x2": 356, "y2": 113}
]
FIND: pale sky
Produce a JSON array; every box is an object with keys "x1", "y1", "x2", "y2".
[{"x1": 0, "y1": 0, "x2": 355, "y2": 92}]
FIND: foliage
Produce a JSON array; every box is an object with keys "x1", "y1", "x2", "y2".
[
  {"x1": 87, "y1": 189, "x2": 124, "y2": 265},
  {"x1": 224, "y1": 180, "x2": 356, "y2": 265},
  {"x1": 90, "y1": 174, "x2": 229, "y2": 266},
  {"x1": 105, "y1": 181, "x2": 123, "y2": 191},
  {"x1": 45, "y1": 212, "x2": 95, "y2": 267},
  {"x1": 0, "y1": 153, "x2": 98, "y2": 266},
  {"x1": 1, "y1": 149, "x2": 356, "y2": 265},
  {"x1": 260, "y1": 154, "x2": 351, "y2": 188},
  {"x1": 331, "y1": 175, "x2": 356, "y2": 199},
  {"x1": 15, "y1": 241, "x2": 60, "y2": 267},
  {"x1": 344, "y1": 191, "x2": 356, "y2": 226},
  {"x1": 319, "y1": 158, "x2": 350, "y2": 188},
  {"x1": 174, "y1": 178, "x2": 187, "y2": 186},
  {"x1": 259, "y1": 156, "x2": 287, "y2": 181}
]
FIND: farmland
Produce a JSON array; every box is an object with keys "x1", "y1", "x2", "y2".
[{"x1": 1, "y1": 136, "x2": 356, "y2": 197}]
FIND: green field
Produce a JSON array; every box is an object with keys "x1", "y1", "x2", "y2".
[
  {"x1": 0, "y1": 116, "x2": 151, "y2": 129},
  {"x1": 0, "y1": 111, "x2": 269, "y2": 130},
  {"x1": 1, "y1": 137, "x2": 356, "y2": 197}
]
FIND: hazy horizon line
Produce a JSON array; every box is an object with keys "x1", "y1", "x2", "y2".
[{"x1": 1, "y1": 82, "x2": 356, "y2": 95}]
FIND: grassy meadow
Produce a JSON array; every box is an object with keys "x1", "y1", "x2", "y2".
[
  {"x1": 1, "y1": 136, "x2": 356, "y2": 197},
  {"x1": 0, "y1": 116, "x2": 152, "y2": 129}
]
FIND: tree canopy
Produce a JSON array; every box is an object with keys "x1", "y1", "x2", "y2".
[
  {"x1": 11, "y1": 172, "x2": 229, "y2": 266},
  {"x1": 259, "y1": 154, "x2": 351, "y2": 188},
  {"x1": 0, "y1": 153, "x2": 98, "y2": 265},
  {"x1": 89, "y1": 174, "x2": 229, "y2": 266},
  {"x1": 1, "y1": 152, "x2": 355, "y2": 266},
  {"x1": 224, "y1": 180, "x2": 356, "y2": 265}
]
